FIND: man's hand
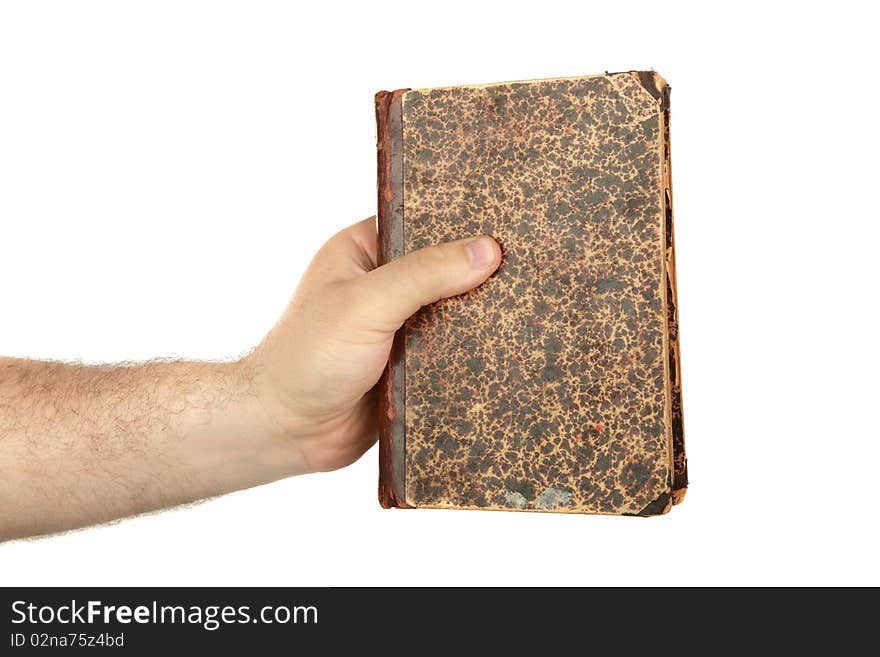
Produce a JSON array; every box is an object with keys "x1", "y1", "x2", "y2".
[
  {"x1": 249, "y1": 217, "x2": 501, "y2": 474},
  {"x1": 0, "y1": 217, "x2": 501, "y2": 540}
]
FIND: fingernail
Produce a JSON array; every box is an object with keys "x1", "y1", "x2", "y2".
[{"x1": 465, "y1": 236, "x2": 496, "y2": 270}]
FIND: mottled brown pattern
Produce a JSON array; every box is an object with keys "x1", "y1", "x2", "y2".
[{"x1": 377, "y1": 71, "x2": 685, "y2": 515}]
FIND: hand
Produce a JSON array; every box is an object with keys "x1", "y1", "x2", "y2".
[{"x1": 248, "y1": 217, "x2": 502, "y2": 475}]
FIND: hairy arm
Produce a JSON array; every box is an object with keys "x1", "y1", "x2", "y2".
[
  {"x1": 0, "y1": 218, "x2": 501, "y2": 541},
  {"x1": 0, "y1": 357, "x2": 298, "y2": 540}
]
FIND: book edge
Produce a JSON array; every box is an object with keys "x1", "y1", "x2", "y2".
[
  {"x1": 647, "y1": 74, "x2": 688, "y2": 503},
  {"x1": 630, "y1": 70, "x2": 686, "y2": 515},
  {"x1": 405, "y1": 69, "x2": 660, "y2": 95}
]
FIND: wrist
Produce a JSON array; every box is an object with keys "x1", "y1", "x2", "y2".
[
  {"x1": 169, "y1": 358, "x2": 312, "y2": 494},
  {"x1": 234, "y1": 352, "x2": 313, "y2": 478}
]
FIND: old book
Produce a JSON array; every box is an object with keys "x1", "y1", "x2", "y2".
[{"x1": 375, "y1": 70, "x2": 686, "y2": 516}]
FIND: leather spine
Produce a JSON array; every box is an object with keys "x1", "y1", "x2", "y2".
[{"x1": 376, "y1": 89, "x2": 410, "y2": 508}]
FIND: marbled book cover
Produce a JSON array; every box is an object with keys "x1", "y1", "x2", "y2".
[{"x1": 376, "y1": 71, "x2": 686, "y2": 516}]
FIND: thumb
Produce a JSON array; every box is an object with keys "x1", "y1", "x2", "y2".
[{"x1": 350, "y1": 235, "x2": 501, "y2": 332}]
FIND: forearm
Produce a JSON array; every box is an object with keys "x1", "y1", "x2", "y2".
[{"x1": 0, "y1": 357, "x2": 301, "y2": 540}]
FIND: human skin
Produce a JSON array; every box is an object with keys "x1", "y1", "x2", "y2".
[{"x1": 0, "y1": 217, "x2": 502, "y2": 541}]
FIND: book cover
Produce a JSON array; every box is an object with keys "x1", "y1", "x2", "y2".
[{"x1": 375, "y1": 70, "x2": 686, "y2": 516}]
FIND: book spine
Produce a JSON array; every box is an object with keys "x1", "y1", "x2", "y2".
[{"x1": 375, "y1": 89, "x2": 410, "y2": 508}]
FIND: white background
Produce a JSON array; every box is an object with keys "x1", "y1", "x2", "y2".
[{"x1": 1, "y1": 1, "x2": 878, "y2": 586}]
